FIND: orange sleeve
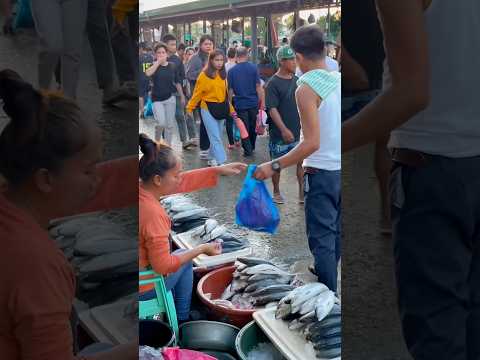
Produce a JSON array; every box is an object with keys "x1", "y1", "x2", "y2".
[
  {"x1": 143, "y1": 215, "x2": 181, "y2": 276},
  {"x1": 78, "y1": 156, "x2": 138, "y2": 215},
  {"x1": 173, "y1": 167, "x2": 219, "y2": 195},
  {"x1": 10, "y1": 261, "x2": 76, "y2": 360}
]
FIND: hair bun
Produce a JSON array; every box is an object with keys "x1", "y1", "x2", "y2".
[
  {"x1": 0, "y1": 69, "x2": 44, "y2": 137},
  {"x1": 139, "y1": 133, "x2": 157, "y2": 157}
]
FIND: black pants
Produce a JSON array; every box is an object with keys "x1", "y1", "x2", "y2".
[
  {"x1": 237, "y1": 107, "x2": 258, "y2": 154},
  {"x1": 390, "y1": 154, "x2": 480, "y2": 360}
]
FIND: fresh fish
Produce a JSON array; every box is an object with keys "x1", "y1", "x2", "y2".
[
  {"x1": 250, "y1": 284, "x2": 295, "y2": 298},
  {"x1": 313, "y1": 335, "x2": 342, "y2": 350},
  {"x1": 79, "y1": 249, "x2": 137, "y2": 274},
  {"x1": 288, "y1": 319, "x2": 306, "y2": 331},
  {"x1": 221, "y1": 283, "x2": 235, "y2": 301},
  {"x1": 169, "y1": 202, "x2": 197, "y2": 213},
  {"x1": 172, "y1": 208, "x2": 208, "y2": 222},
  {"x1": 172, "y1": 217, "x2": 208, "y2": 233},
  {"x1": 308, "y1": 325, "x2": 341, "y2": 342},
  {"x1": 291, "y1": 283, "x2": 329, "y2": 313},
  {"x1": 231, "y1": 278, "x2": 249, "y2": 292},
  {"x1": 253, "y1": 291, "x2": 292, "y2": 306},
  {"x1": 248, "y1": 273, "x2": 293, "y2": 283},
  {"x1": 275, "y1": 302, "x2": 292, "y2": 319},
  {"x1": 317, "y1": 314, "x2": 341, "y2": 330},
  {"x1": 242, "y1": 264, "x2": 291, "y2": 277},
  {"x1": 298, "y1": 295, "x2": 319, "y2": 315},
  {"x1": 236, "y1": 263, "x2": 248, "y2": 272},
  {"x1": 223, "y1": 246, "x2": 248, "y2": 254},
  {"x1": 315, "y1": 343, "x2": 341, "y2": 359},
  {"x1": 237, "y1": 257, "x2": 275, "y2": 267},
  {"x1": 200, "y1": 225, "x2": 227, "y2": 242},
  {"x1": 203, "y1": 219, "x2": 219, "y2": 235},
  {"x1": 212, "y1": 299, "x2": 234, "y2": 309},
  {"x1": 315, "y1": 290, "x2": 336, "y2": 322},
  {"x1": 299, "y1": 310, "x2": 316, "y2": 323},
  {"x1": 189, "y1": 224, "x2": 207, "y2": 237},
  {"x1": 245, "y1": 279, "x2": 284, "y2": 293}
]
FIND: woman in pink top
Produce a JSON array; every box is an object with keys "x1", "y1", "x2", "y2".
[
  {"x1": 0, "y1": 70, "x2": 137, "y2": 359},
  {"x1": 138, "y1": 133, "x2": 246, "y2": 321}
]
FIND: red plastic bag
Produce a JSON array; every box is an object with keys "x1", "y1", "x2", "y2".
[
  {"x1": 256, "y1": 110, "x2": 267, "y2": 135},
  {"x1": 162, "y1": 347, "x2": 217, "y2": 360}
]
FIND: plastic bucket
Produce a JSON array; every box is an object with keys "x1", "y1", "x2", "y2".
[
  {"x1": 235, "y1": 321, "x2": 273, "y2": 360},
  {"x1": 139, "y1": 319, "x2": 175, "y2": 348},
  {"x1": 197, "y1": 266, "x2": 255, "y2": 327}
]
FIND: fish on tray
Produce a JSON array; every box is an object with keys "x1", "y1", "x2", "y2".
[{"x1": 275, "y1": 283, "x2": 341, "y2": 359}]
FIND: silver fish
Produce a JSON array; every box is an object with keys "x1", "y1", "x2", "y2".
[
  {"x1": 203, "y1": 219, "x2": 219, "y2": 235},
  {"x1": 242, "y1": 264, "x2": 291, "y2": 277},
  {"x1": 275, "y1": 302, "x2": 292, "y2": 319},
  {"x1": 253, "y1": 291, "x2": 292, "y2": 306},
  {"x1": 231, "y1": 278, "x2": 249, "y2": 293},
  {"x1": 315, "y1": 290, "x2": 336, "y2": 322},
  {"x1": 221, "y1": 283, "x2": 235, "y2": 301},
  {"x1": 200, "y1": 225, "x2": 227, "y2": 242},
  {"x1": 172, "y1": 208, "x2": 208, "y2": 222},
  {"x1": 248, "y1": 273, "x2": 293, "y2": 283},
  {"x1": 245, "y1": 279, "x2": 284, "y2": 293},
  {"x1": 237, "y1": 257, "x2": 275, "y2": 267},
  {"x1": 298, "y1": 295, "x2": 319, "y2": 315},
  {"x1": 250, "y1": 284, "x2": 295, "y2": 298},
  {"x1": 291, "y1": 283, "x2": 329, "y2": 313},
  {"x1": 288, "y1": 319, "x2": 306, "y2": 331},
  {"x1": 299, "y1": 310, "x2": 317, "y2": 323}
]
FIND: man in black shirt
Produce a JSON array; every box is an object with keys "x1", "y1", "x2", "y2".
[
  {"x1": 162, "y1": 33, "x2": 196, "y2": 149},
  {"x1": 265, "y1": 46, "x2": 303, "y2": 204}
]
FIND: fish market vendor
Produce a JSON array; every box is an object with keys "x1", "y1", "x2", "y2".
[
  {"x1": 138, "y1": 133, "x2": 246, "y2": 322},
  {"x1": 0, "y1": 70, "x2": 138, "y2": 359}
]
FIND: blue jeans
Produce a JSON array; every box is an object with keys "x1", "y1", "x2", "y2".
[
  {"x1": 200, "y1": 108, "x2": 227, "y2": 164},
  {"x1": 304, "y1": 169, "x2": 341, "y2": 292},
  {"x1": 139, "y1": 250, "x2": 193, "y2": 321}
]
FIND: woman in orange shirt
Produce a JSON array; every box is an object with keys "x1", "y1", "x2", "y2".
[
  {"x1": 0, "y1": 70, "x2": 137, "y2": 359},
  {"x1": 138, "y1": 133, "x2": 246, "y2": 322}
]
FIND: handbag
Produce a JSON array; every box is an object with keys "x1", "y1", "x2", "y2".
[{"x1": 206, "y1": 80, "x2": 230, "y2": 120}]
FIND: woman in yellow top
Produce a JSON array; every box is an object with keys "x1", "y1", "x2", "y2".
[{"x1": 187, "y1": 49, "x2": 241, "y2": 166}]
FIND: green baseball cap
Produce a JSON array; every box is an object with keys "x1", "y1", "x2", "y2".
[{"x1": 277, "y1": 45, "x2": 295, "y2": 61}]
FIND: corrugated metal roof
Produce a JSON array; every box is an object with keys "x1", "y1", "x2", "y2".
[{"x1": 140, "y1": 0, "x2": 338, "y2": 23}]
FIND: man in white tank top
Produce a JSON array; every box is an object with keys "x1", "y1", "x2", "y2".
[
  {"x1": 254, "y1": 25, "x2": 342, "y2": 294},
  {"x1": 343, "y1": 1, "x2": 480, "y2": 359}
]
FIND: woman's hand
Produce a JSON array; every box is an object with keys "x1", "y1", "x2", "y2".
[
  {"x1": 216, "y1": 162, "x2": 248, "y2": 176},
  {"x1": 200, "y1": 242, "x2": 222, "y2": 256}
]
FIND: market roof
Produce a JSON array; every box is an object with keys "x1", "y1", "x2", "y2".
[{"x1": 140, "y1": 0, "x2": 339, "y2": 24}]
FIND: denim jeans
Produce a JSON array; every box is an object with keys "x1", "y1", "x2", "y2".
[
  {"x1": 139, "y1": 250, "x2": 193, "y2": 321},
  {"x1": 304, "y1": 169, "x2": 341, "y2": 292},
  {"x1": 390, "y1": 155, "x2": 480, "y2": 360},
  {"x1": 200, "y1": 109, "x2": 227, "y2": 164}
]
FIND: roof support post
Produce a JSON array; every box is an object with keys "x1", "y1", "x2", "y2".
[{"x1": 251, "y1": 12, "x2": 257, "y2": 63}]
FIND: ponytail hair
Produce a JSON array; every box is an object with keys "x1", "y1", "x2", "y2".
[
  {"x1": 0, "y1": 69, "x2": 90, "y2": 186},
  {"x1": 139, "y1": 133, "x2": 178, "y2": 182}
]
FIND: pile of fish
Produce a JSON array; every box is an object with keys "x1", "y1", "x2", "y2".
[
  {"x1": 162, "y1": 196, "x2": 209, "y2": 234},
  {"x1": 49, "y1": 215, "x2": 137, "y2": 307},
  {"x1": 215, "y1": 257, "x2": 295, "y2": 310},
  {"x1": 275, "y1": 283, "x2": 341, "y2": 359},
  {"x1": 162, "y1": 196, "x2": 250, "y2": 254}
]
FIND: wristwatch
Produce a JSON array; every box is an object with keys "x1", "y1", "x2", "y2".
[{"x1": 271, "y1": 160, "x2": 281, "y2": 173}]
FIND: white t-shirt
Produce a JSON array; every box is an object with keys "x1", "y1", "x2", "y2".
[
  {"x1": 384, "y1": 0, "x2": 480, "y2": 157},
  {"x1": 225, "y1": 61, "x2": 236, "y2": 74},
  {"x1": 298, "y1": 70, "x2": 342, "y2": 171}
]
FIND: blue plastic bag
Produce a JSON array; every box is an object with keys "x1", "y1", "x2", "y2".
[
  {"x1": 144, "y1": 96, "x2": 153, "y2": 118},
  {"x1": 14, "y1": 0, "x2": 34, "y2": 30},
  {"x1": 235, "y1": 165, "x2": 280, "y2": 234}
]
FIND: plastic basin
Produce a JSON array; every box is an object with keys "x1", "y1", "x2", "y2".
[
  {"x1": 179, "y1": 320, "x2": 240, "y2": 353},
  {"x1": 139, "y1": 319, "x2": 175, "y2": 348},
  {"x1": 197, "y1": 265, "x2": 255, "y2": 327},
  {"x1": 235, "y1": 320, "x2": 274, "y2": 360}
]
